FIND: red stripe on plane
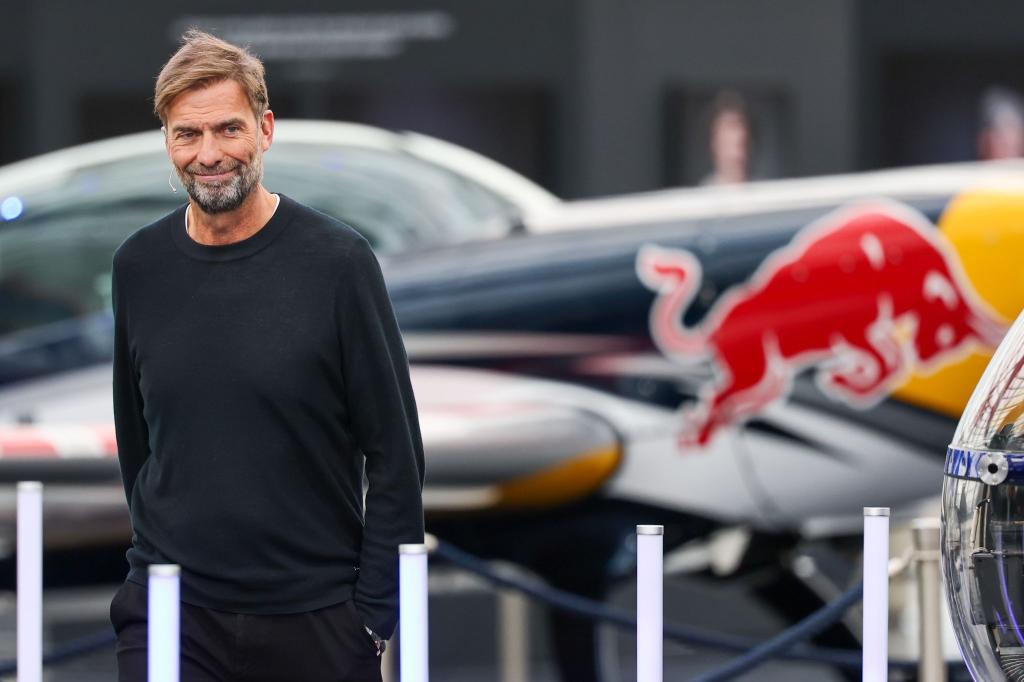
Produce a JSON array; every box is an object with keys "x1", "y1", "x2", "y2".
[{"x1": 0, "y1": 435, "x2": 59, "y2": 458}]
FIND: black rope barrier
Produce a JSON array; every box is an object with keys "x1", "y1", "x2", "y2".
[
  {"x1": 0, "y1": 539, "x2": 969, "y2": 680},
  {"x1": 690, "y1": 582, "x2": 864, "y2": 682},
  {"x1": 432, "y1": 540, "x2": 927, "y2": 675}
]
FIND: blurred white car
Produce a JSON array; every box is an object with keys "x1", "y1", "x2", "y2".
[{"x1": 0, "y1": 120, "x2": 558, "y2": 386}]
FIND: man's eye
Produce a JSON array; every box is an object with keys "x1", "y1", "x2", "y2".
[
  {"x1": 178, "y1": 132, "x2": 196, "y2": 140},
  {"x1": 226, "y1": 126, "x2": 240, "y2": 134}
]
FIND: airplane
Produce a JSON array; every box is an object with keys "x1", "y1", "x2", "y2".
[
  {"x1": 378, "y1": 163, "x2": 1024, "y2": 678},
  {"x1": 4, "y1": 149, "x2": 1024, "y2": 678}
]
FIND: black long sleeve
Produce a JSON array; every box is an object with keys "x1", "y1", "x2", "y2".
[
  {"x1": 111, "y1": 195, "x2": 423, "y2": 638},
  {"x1": 337, "y1": 238, "x2": 425, "y2": 637},
  {"x1": 111, "y1": 261, "x2": 152, "y2": 508}
]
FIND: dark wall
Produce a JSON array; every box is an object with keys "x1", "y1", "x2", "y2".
[
  {"x1": 858, "y1": 0, "x2": 1024, "y2": 169},
  {"x1": 568, "y1": 0, "x2": 857, "y2": 197},
  {"x1": 5, "y1": 0, "x2": 861, "y2": 198},
  {"x1": 8, "y1": 1, "x2": 1024, "y2": 198},
  {"x1": 0, "y1": 0, "x2": 30, "y2": 164},
  {"x1": 17, "y1": 0, "x2": 575, "y2": 190}
]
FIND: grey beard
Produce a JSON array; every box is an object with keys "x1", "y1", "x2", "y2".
[{"x1": 177, "y1": 153, "x2": 263, "y2": 214}]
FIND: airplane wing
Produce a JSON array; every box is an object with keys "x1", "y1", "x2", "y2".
[{"x1": 0, "y1": 363, "x2": 642, "y2": 548}]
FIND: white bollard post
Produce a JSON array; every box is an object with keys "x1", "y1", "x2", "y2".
[
  {"x1": 863, "y1": 508, "x2": 890, "y2": 682},
  {"x1": 498, "y1": 590, "x2": 529, "y2": 682},
  {"x1": 637, "y1": 524, "x2": 664, "y2": 682},
  {"x1": 148, "y1": 564, "x2": 180, "y2": 682},
  {"x1": 911, "y1": 518, "x2": 946, "y2": 682},
  {"x1": 400, "y1": 543, "x2": 429, "y2": 682},
  {"x1": 17, "y1": 481, "x2": 43, "y2": 682}
]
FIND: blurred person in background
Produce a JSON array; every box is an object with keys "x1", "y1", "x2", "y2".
[
  {"x1": 701, "y1": 90, "x2": 754, "y2": 186},
  {"x1": 109, "y1": 30, "x2": 424, "y2": 681},
  {"x1": 977, "y1": 85, "x2": 1024, "y2": 160}
]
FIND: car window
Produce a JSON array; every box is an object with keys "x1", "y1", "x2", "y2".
[
  {"x1": 266, "y1": 144, "x2": 516, "y2": 251},
  {"x1": 0, "y1": 138, "x2": 518, "y2": 385}
]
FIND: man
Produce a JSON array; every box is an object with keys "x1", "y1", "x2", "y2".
[{"x1": 110, "y1": 30, "x2": 424, "y2": 681}]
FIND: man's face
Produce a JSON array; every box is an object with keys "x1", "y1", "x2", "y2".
[
  {"x1": 983, "y1": 117, "x2": 1024, "y2": 160},
  {"x1": 710, "y1": 110, "x2": 750, "y2": 171},
  {"x1": 164, "y1": 79, "x2": 273, "y2": 214}
]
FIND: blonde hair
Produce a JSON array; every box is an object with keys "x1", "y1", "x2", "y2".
[{"x1": 154, "y1": 29, "x2": 268, "y2": 125}]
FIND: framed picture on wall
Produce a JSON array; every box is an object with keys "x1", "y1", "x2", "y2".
[
  {"x1": 882, "y1": 51, "x2": 1024, "y2": 167},
  {"x1": 662, "y1": 86, "x2": 792, "y2": 187}
]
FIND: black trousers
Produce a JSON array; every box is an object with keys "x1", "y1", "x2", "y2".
[{"x1": 110, "y1": 580, "x2": 383, "y2": 682}]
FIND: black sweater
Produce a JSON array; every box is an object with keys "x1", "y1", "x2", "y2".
[{"x1": 111, "y1": 195, "x2": 424, "y2": 638}]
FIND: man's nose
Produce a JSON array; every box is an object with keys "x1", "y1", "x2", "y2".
[{"x1": 196, "y1": 132, "x2": 223, "y2": 167}]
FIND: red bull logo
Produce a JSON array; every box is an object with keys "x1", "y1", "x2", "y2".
[{"x1": 636, "y1": 200, "x2": 1007, "y2": 447}]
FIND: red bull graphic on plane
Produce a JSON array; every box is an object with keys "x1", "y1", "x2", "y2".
[{"x1": 637, "y1": 200, "x2": 1008, "y2": 446}]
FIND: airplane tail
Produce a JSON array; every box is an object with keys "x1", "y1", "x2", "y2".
[{"x1": 636, "y1": 244, "x2": 708, "y2": 358}]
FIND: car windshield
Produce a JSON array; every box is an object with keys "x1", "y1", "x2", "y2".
[{"x1": 0, "y1": 139, "x2": 518, "y2": 386}]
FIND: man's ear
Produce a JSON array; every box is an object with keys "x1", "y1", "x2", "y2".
[{"x1": 261, "y1": 110, "x2": 275, "y2": 151}]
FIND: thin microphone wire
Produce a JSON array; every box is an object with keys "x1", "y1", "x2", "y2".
[{"x1": 168, "y1": 170, "x2": 177, "y2": 193}]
